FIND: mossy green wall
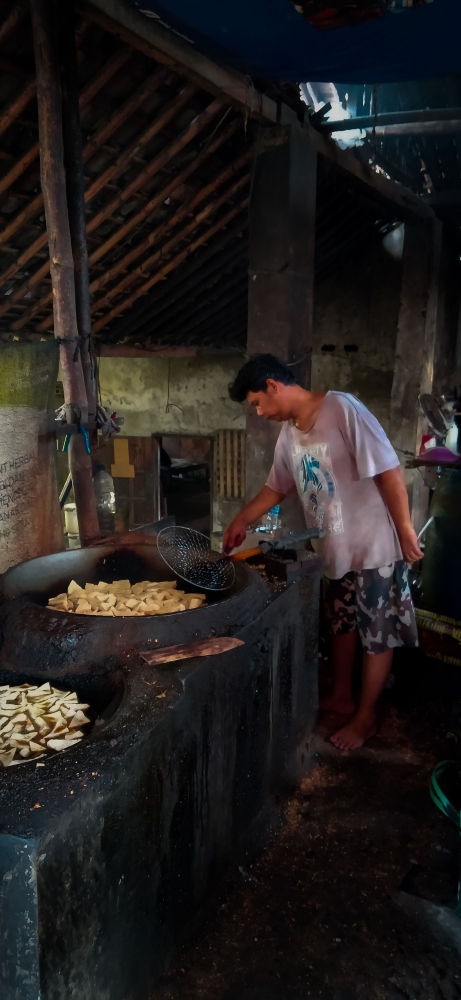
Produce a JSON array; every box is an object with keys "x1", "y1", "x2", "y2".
[{"x1": 98, "y1": 355, "x2": 245, "y2": 436}]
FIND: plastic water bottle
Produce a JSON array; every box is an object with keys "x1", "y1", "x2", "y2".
[
  {"x1": 93, "y1": 464, "x2": 116, "y2": 536},
  {"x1": 267, "y1": 505, "x2": 281, "y2": 534},
  {"x1": 256, "y1": 505, "x2": 281, "y2": 536}
]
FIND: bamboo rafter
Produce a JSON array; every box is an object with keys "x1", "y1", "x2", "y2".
[
  {"x1": 93, "y1": 197, "x2": 249, "y2": 331},
  {"x1": 6, "y1": 93, "x2": 228, "y2": 329},
  {"x1": 0, "y1": 7, "x2": 250, "y2": 345},
  {"x1": 29, "y1": 145, "x2": 249, "y2": 331}
]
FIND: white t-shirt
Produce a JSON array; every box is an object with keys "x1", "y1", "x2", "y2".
[{"x1": 266, "y1": 391, "x2": 402, "y2": 580}]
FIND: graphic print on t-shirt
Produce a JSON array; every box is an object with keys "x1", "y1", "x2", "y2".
[{"x1": 295, "y1": 442, "x2": 344, "y2": 535}]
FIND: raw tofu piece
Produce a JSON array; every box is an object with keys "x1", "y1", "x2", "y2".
[
  {"x1": 47, "y1": 738, "x2": 79, "y2": 751},
  {"x1": 69, "y1": 710, "x2": 91, "y2": 728}
]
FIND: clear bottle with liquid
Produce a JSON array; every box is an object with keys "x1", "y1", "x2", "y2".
[
  {"x1": 93, "y1": 463, "x2": 116, "y2": 536},
  {"x1": 256, "y1": 505, "x2": 281, "y2": 537}
]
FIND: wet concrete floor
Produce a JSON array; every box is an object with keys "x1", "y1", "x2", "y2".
[{"x1": 153, "y1": 661, "x2": 461, "y2": 1000}]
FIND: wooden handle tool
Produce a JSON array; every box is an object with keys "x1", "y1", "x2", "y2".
[{"x1": 140, "y1": 636, "x2": 244, "y2": 666}]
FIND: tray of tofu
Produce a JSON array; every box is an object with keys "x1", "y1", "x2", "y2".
[
  {"x1": 0, "y1": 681, "x2": 91, "y2": 767},
  {"x1": 47, "y1": 579, "x2": 206, "y2": 616}
]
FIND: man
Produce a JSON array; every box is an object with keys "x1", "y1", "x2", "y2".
[{"x1": 223, "y1": 354, "x2": 422, "y2": 751}]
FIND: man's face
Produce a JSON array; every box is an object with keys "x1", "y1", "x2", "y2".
[{"x1": 246, "y1": 380, "x2": 288, "y2": 422}]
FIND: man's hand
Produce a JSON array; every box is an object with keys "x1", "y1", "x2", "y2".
[
  {"x1": 374, "y1": 468, "x2": 424, "y2": 565},
  {"x1": 223, "y1": 515, "x2": 248, "y2": 555},
  {"x1": 398, "y1": 524, "x2": 423, "y2": 564}
]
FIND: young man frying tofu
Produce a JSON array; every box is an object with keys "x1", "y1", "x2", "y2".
[{"x1": 223, "y1": 355, "x2": 422, "y2": 751}]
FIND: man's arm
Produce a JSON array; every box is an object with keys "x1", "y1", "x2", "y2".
[
  {"x1": 223, "y1": 486, "x2": 286, "y2": 554},
  {"x1": 374, "y1": 467, "x2": 423, "y2": 564}
]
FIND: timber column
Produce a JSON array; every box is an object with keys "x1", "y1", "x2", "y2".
[
  {"x1": 389, "y1": 216, "x2": 442, "y2": 533},
  {"x1": 246, "y1": 125, "x2": 317, "y2": 504},
  {"x1": 30, "y1": 0, "x2": 99, "y2": 545}
]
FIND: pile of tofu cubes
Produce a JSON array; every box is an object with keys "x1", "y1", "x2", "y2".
[{"x1": 47, "y1": 579, "x2": 206, "y2": 616}]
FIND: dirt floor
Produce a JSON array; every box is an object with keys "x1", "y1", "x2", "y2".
[{"x1": 153, "y1": 655, "x2": 461, "y2": 1000}]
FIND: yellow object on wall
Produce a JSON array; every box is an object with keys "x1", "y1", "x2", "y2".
[{"x1": 111, "y1": 438, "x2": 135, "y2": 479}]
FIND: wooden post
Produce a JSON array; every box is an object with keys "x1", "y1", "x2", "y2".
[
  {"x1": 389, "y1": 217, "x2": 443, "y2": 533},
  {"x1": 151, "y1": 437, "x2": 161, "y2": 524},
  {"x1": 58, "y1": 0, "x2": 97, "y2": 423},
  {"x1": 30, "y1": 0, "x2": 100, "y2": 545},
  {"x1": 246, "y1": 125, "x2": 317, "y2": 517}
]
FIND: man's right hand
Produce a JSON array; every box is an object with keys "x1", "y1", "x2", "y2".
[{"x1": 223, "y1": 515, "x2": 248, "y2": 555}]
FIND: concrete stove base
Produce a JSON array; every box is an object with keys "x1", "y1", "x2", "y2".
[{"x1": 0, "y1": 577, "x2": 319, "y2": 1000}]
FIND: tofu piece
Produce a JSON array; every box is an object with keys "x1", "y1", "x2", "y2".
[
  {"x1": 69, "y1": 710, "x2": 91, "y2": 728},
  {"x1": 188, "y1": 598, "x2": 203, "y2": 610},
  {"x1": 0, "y1": 749, "x2": 15, "y2": 766},
  {"x1": 35, "y1": 683, "x2": 52, "y2": 695},
  {"x1": 48, "y1": 593, "x2": 68, "y2": 605},
  {"x1": 68, "y1": 580, "x2": 85, "y2": 596},
  {"x1": 47, "y1": 738, "x2": 74, "y2": 751}
]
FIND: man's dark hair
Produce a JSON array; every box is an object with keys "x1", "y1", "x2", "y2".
[{"x1": 228, "y1": 354, "x2": 297, "y2": 403}]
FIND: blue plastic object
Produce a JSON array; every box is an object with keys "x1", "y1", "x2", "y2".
[
  {"x1": 62, "y1": 426, "x2": 91, "y2": 456},
  {"x1": 127, "y1": 0, "x2": 460, "y2": 84}
]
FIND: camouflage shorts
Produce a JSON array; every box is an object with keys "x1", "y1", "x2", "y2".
[{"x1": 323, "y1": 561, "x2": 418, "y2": 654}]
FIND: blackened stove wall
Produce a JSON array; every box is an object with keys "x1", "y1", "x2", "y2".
[{"x1": 0, "y1": 574, "x2": 320, "y2": 1000}]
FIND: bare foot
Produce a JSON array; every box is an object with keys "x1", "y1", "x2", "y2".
[
  {"x1": 320, "y1": 693, "x2": 355, "y2": 715},
  {"x1": 329, "y1": 713, "x2": 377, "y2": 751}
]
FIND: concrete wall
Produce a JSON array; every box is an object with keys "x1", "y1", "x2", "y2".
[
  {"x1": 98, "y1": 355, "x2": 245, "y2": 437},
  {"x1": 311, "y1": 229, "x2": 403, "y2": 434},
  {"x1": 432, "y1": 232, "x2": 461, "y2": 396}
]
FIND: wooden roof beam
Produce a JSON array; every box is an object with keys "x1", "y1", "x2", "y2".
[
  {"x1": 0, "y1": 64, "x2": 168, "y2": 251},
  {"x1": 81, "y1": 0, "x2": 434, "y2": 221},
  {"x1": 87, "y1": 168, "x2": 250, "y2": 318},
  {"x1": 0, "y1": 76, "x2": 37, "y2": 140},
  {"x1": 86, "y1": 116, "x2": 242, "y2": 284},
  {"x1": 0, "y1": 82, "x2": 199, "y2": 298},
  {"x1": 8, "y1": 94, "x2": 226, "y2": 328},
  {"x1": 33, "y1": 167, "x2": 250, "y2": 332},
  {"x1": 0, "y1": 46, "x2": 130, "y2": 201},
  {"x1": 78, "y1": 0, "x2": 276, "y2": 122},
  {"x1": 93, "y1": 197, "x2": 249, "y2": 331}
]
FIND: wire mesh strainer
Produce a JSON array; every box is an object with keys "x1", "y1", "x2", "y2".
[{"x1": 156, "y1": 526, "x2": 236, "y2": 591}]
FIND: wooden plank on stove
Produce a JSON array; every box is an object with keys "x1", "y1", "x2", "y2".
[{"x1": 140, "y1": 636, "x2": 244, "y2": 666}]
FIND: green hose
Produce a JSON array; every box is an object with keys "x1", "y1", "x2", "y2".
[{"x1": 430, "y1": 760, "x2": 461, "y2": 915}]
